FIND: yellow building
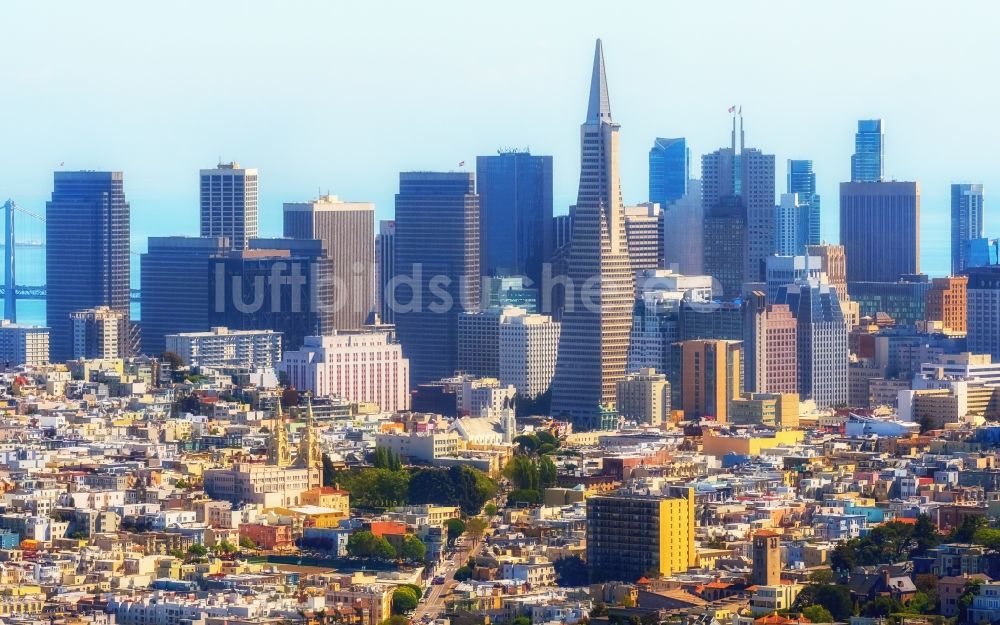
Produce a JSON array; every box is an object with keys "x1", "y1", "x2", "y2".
[
  {"x1": 300, "y1": 486, "x2": 351, "y2": 515},
  {"x1": 730, "y1": 393, "x2": 800, "y2": 428},
  {"x1": 701, "y1": 428, "x2": 804, "y2": 458},
  {"x1": 586, "y1": 487, "x2": 695, "y2": 581}
]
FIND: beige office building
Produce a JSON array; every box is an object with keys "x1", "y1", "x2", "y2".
[{"x1": 616, "y1": 368, "x2": 670, "y2": 426}]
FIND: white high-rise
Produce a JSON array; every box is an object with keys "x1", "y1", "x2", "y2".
[
  {"x1": 499, "y1": 309, "x2": 561, "y2": 400},
  {"x1": 200, "y1": 162, "x2": 258, "y2": 250},
  {"x1": 0, "y1": 320, "x2": 49, "y2": 367},
  {"x1": 280, "y1": 330, "x2": 410, "y2": 412}
]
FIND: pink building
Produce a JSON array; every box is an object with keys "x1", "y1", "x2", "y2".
[{"x1": 281, "y1": 330, "x2": 410, "y2": 412}]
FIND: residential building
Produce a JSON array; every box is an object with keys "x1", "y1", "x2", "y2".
[
  {"x1": 71, "y1": 306, "x2": 127, "y2": 360},
  {"x1": 200, "y1": 162, "x2": 257, "y2": 250},
  {"x1": 375, "y1": 220, "x2": 396, "y2": 324},
  {"x1": 203, "y1": 462, "x2": 318, "y2": 507},
  {"x1": 46, "y1": 171, "x2": 131, "y2": 361},
  {"x1": 476, "y1": 150, "x2": 553, "y2": 289},
  {"x1": 615, "y1": 368, "x2": 670, "y2": 427},
  {"x1": 840, "y1": 181, "x2": 920, "y2": 282},
  {"x1": 283, "y1": 195, "x2": 375, "y2": 330},
  {"x1": 966, "y1": 266, "x2": 1000, "y2": 359},
  {"x1": 624, "y1": 202, "x2": 664, "y2": 273},
  {"x1": 394, "y1": 171, "x2": 480, "y2": 385},
  {"x1": 648, "y1": 137, "x2": 689, "y2": 206},
  {"x1": 952, "y1": 183, "x2": 985, "y2": 274},
  {"x1": 499, "y1": 309, "x2": 561, "y2": 399},
  {"x1": 678, "y1": 339, "x2": 742, "y2": 422},
  {"x1": 165, "y1": 327, "x2": 281, "y2": 369},
  {"x1": 925, "y1": 276, "x2": 968, "y2": 336},
  {"x1": 280, "y1": 330, "x2": 410, "y2": 412},
  {"x1": 0, "y1": 321, "x2": 49, "y2": 367},
  {"x1": 920, "y1": 353, "x2": 1000, "y2": 388},
  {"x1": 141, "y1": 236, "x2": 230, "y2": 355},
  {"x1": 550, "y1": 40, "x2": 635, "y2": 428},
  {"x1": 208, "y1": 238, "x2": 335, "y2": 352},
  {"x1": 851, "y1": 119, "x2": 884, "y2": 182},
  {"x1": 587, "y1": 489, "x2": 695, "y2": 582},
  {"x1": 787, "y1": 159, "x2": 821, "y2": 245},
  {"x1": 375, "y1": 431, "x2": 461, "y2": 464}
]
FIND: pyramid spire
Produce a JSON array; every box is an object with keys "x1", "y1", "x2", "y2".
[{"x1": 586, "y1": 39, "x2": 612, "y2": 123}]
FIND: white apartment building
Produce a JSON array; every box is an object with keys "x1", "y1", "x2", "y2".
[
  {"x1": 165, "y1": 327, "x2": 281, "y2": 369},
  {"x1": 499, "y1": 310, "x2": 561, "y2": 399},
  {"x1": 0, "y1": 320, "x2": 49, "y2": 366},
  {"x1": 375, "y1": 431, "x2": 460, "y2": 463},
  {"x1": 919, "y1": 352, "x2": 1000, "y2": 387},
  {"x1": 280, "y1": 330, "x2": 409, "y2": 412},
  {"x1": 71, "y1": 306, "x2": 126, "y2": 360}
]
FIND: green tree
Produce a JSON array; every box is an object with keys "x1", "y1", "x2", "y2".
[
  {"x1": 952, "y1": 515, "x2": 988, "y2": 543},
  {"x1": 160, "y1": 351, "x2": 184, "y2": 370},
  {"x1": 504, "y1": 456, "x2": 540, "y2": 491},
  {"x1": 538, "y1": 455, "x2": 557, "y2": 489},
  {"x1": 216, "y1": 540, "x2": 237, "y2": 554},
  {"x1": 466, "y1": 517, "x2": 488, "y2": 537},
  {"x1": 808, "y1": 569, "x2": 835, "y2": 584},
  {"x1": 801, "y1": 606, "x2": 834, "y2": 623},
  {"x1": 508, "y1": 489, "x2": 541, "y2": 505},
  {"x1": 322, "y1": 454, "x2": 338, "y2": 487},
  {"x1": 958, "y1": 578, "x2": 983, "y2": 624},
  {"x1": 391, "y1": 587, "x2": 419, "y2": 614},
  {"x1": 382, "y1": 617, "x2": 409, "y2": 625},
  {"x1": 512, "y1": 617, "x2": 532, "y2": 625},
  {"x1": 239, "y1": 536, "x2": 257, "y2": 550},
  {"x1": 484, "y1": 503, "x2": 498, "y2": 517},
  {"x1": 400, "y1": 535, "x2": 427, "y2": 562},
  {"x1": 445, "y1": 518, "x2": 466, "y2": 541},
  {"x1": 553, "y1": 555, "x2": 588, "y2": 586},
  {"x1": 535, "y1": 430, "x2": 558, "y2": 448},
  {"x1": 795, "y1": 585, "x2": 853, "y2": 622},
  {"x1": 513, "y1": 434, "x2": 541, "y2": 453},
  {"x1": 187, "y1": 544, "x2": 208, "y2": 557},
  {"x1": 454, "y1": 565, "x2": 473, "y2": 581}
]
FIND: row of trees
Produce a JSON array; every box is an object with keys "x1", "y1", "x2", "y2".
[
  {"x1": 346, "y1": 530, "x2": 426, "y2": 562},
  {"x1": 328, "y1": 458, "x2": 497, "y2": 515},
  {"x1": 505, "y1": 455, "x2": 557, "y2": 505},
  {"x1": 829, "y1": 515, "x2": 939, "y2": 572}
]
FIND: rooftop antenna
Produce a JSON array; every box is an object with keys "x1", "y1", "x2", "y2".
[{"x1": 739, "y1": 106, "x2": 745, "y2": 153}]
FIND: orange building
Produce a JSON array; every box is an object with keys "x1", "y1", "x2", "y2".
[
  {"x1": 925, "y1": 276, "x2": 967, "y2": 336},
  {"x1": 369, "y1": 520, "x2": 407, "y2": 538},
  {"x1": 239, "y1": 523, "x2": 293, "y2": 550},
  {"x1": 679, "y1": 340, "x2": 742, "y2": 422}
]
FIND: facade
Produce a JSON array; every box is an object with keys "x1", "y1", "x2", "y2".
[
  {"x1": 787, "y1": 159, "x2": 821, "y2": 245},
  {"x1": 851, "y1": 119, "x2": 884, "y2": 182},
  {"x1": 648, "y1": 137, "x2": 689, "y2": 206},
  {"x1": 165, "y1": 327, "x2": 281, "y2": 369},
  {"x1": 46, "y1": 171, "x2": 131, "y2": 361},
  {"x1": 848, "y1": 275, "x2": 931, "y2": 327},
  {"x1": 743, "y1": 292, "x2": 798, "y2": 395},
  {"x1": 925, "y1": 276, "x2": 968, "y2": 336},
  {"x1": 203, "y1": 462, "x2": 316, "y2": 507},
  {"x1": 394, "y1": 171, "x2": 480, "y2": 385},
  {"x1": 678, "y1": 339, "x2": 742, "y2": 422},
  {"x1": 702, "y1": 196, "x2": 746, "y2": 299},
  {"x1": 483, "y1": 275, "x2": 538, "y2": 312},
  {"x1": 207, "y1": 238, "x2": 335, "y2": 352},
  {"x1": 587, "y1": 490, "x2": 695, "y2": 582},
  {"x1": 141, "y1": 236, "x2": 231, "y2": 355},
  {"x1": 499, "y1": 310, "x2": 561, "y2": 399},
  {"x1": 375, "y1": 220, "x2": 396, "y2": 324},
  {"x1": 615, "y1": 368, "x2": 670, "y2": 427},
  {"x1": 550, "y1": 40, "x2": 635, "y2": 428},
  {"x1": 775, "y1": 280, "x2": 849, "y2": 408},
  {"x1": 805, "y1": 243, "x2": 847, "y2": 296},
  {"x1": 773, "y1": 193, "x2": 811, "y2": 256},
  {"x1": 71, "y1": 306, "x2": 127, "y2": 360},
  {"x1": 919, "y1": 353, "x2": 1000, "y2": 388},
  {"x1": 457, "y1": 307, "x2": 508, "y2": 378},
  {"x1": 952, "y1": 183, "x2": 985, "y2": 274},
  {"x1": 628, "y1": 270, "x2": 714, "y2": 375},
  {"x1": 283, "y1": 195, "x2": 375, "y2": 330},
  {"x1": 200, "y1": 162, "x2": 258, "y2": 250},
  {"x1": 281, "y1": 330, "x2": 410, "y2": 413},
  {"x1": 840, "y1": 181, "x2": 920, "y2": 282},
  {"x1": 764, "y1": 255, "x2": 823, "y2": 302},
  {"x1": 968, "y1": 238, "x2": 1000, "y2": 268},
  {"x1": 476, "y1": 151, "x2": 553, "y2": 289},
  {"x1": 967, "y1": 266, "x2": 1000, "y2": 360},
  {"x1": 0, "y1": 321, "x2": 49, "y2": 367},
  {"x1": 624, "y1": 202, "x2": 664, "y2": 274},
  {"x1": 661, "y1": 179, "x2": 703, "y2": 275}
]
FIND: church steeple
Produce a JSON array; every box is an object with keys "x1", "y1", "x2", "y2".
[
  {"x1": 296, "y1": 397, "x2": 323, "y2": 486},
  {"x1": 268, "y1": 399, "x2": 291, "y2": 468},
  {"x1": 586, "y1": 39, "x2": 612, "y2": 124}
]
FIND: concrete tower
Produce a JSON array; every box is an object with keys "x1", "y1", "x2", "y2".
[{"x1": 751, "y1": 530, "x2": 781, "y2": 587}]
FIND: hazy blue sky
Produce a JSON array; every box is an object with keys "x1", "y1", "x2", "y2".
[{"x1": 3, "y1": 1, "x2": 999, "y2": 277}]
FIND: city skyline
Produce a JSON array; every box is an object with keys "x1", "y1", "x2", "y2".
[{"x1": 1, "y1": 2, "x2": 997, "y2": 279}]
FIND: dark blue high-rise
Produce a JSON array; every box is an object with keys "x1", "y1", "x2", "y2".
[
  {"x1": 851, "y1": 119, "x2": 884, "y2": 183},
  {"x1": 787, "y1": 159, "x2": 821, "y2": 245},
  {"x1": 648, "y1": 137, "x2": 689, "y2": 206},
  {"x1": 951, "y1": 183, "x2": 985, "y2": 274},
  {"x1": 476, "y1": 152, "x2": 552, "y2": 290}
]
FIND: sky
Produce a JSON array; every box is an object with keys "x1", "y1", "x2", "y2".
[{"x1": 2, "y1": 1, "x2": 1000, "y2": 278}]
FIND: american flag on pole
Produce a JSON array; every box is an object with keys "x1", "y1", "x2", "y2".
[
  {"x1": 458, "y1": 161, "x2": 465, "y2": 167},
  {"x1": 727, "y1": 105, "x2": 736, "y2": 114}
]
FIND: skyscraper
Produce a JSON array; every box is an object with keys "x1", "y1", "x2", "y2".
[
  {"x1": 851, "y1": 119, "x2": 884, "y2": 183},
  {"x1": 701, "y1": 118, "x2": 775, "y2": 290},
  {"x1": 550, "y1": 40, "x2": 635, "y2": 428},
  {"x1": 678, "y1": 339, "x2": 743, "y2": 422},
  {"x1": 71, "y1": 306, "x2": 127, "y2": 360},
  {"x1": 476, "y1": 151, "x2": 553, "y2": 290},
  {"x1": 840, "y1": 181, "x2": 919, "y2": 282},
  {"x1": 393, "y1": 172, "x2": 480, "y2": 385},
  {"x1": 375, "y1": 220, "x2": 396, "y2": 324},
  {"x1": 283, "y1": 195, "x2": 375, "y2": 330},
  {"x1": 46, "y1": 171, "x2": 131, "y2": 361},
  {"x1": 743, "y1": 291, "x2": 798, "y2": 395},
  {"x1": 141, "y1": 236, "x2": 231, "y2": 355},
  {"x1": 773, "y1": 193, "x2": 811, "y2": 256},
  {"x1": 648, "y1": 137, "x2": 689, "y2": 206},
  {"x1": 200, "y1": 162, "x2": 258, "y2": 250},
  {"x1": 662, "y1": 179, "x2": 703, "y2": 275},
  {"x1": 703, "y1": 196, "x2": 746, "y2": 298},
  {"x1": 951, "y1": 183, "x2": 985, "y2": 274},
  {"x1": 966, "y1": 266, "x2": 1000, "y2": 360},
  {"x1": 787, "y1": 159, "x2": 821, "y2": 245},
  {"x1": 624, "y1": 202, "x2": 664, "y2": 274}
]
